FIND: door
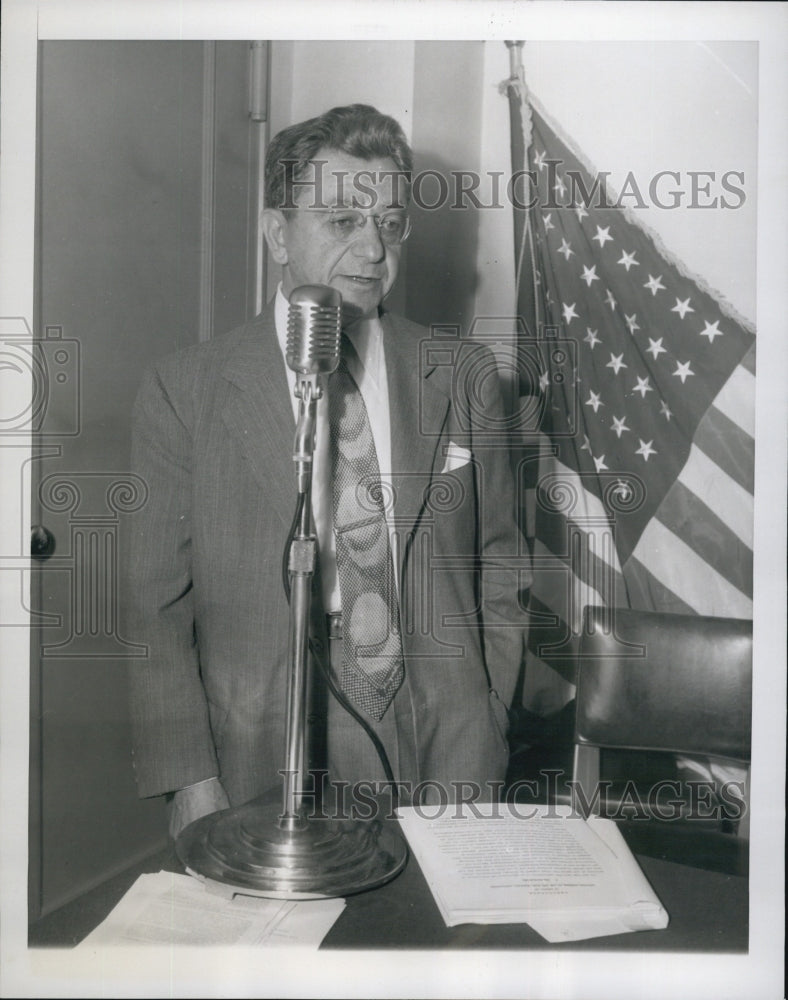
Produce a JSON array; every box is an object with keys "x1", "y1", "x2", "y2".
[{"x1": 30, "y1": 39, "x2": 267, "y2": 919}]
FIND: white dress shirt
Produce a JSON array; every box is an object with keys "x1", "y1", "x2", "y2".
[{"x1": 274, "y1": 285, "x2": 397, "y2": 613}]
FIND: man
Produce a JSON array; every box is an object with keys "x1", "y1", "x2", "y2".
[{"x1": 127, "y1": 104, "x2": 530, "y2": 838}]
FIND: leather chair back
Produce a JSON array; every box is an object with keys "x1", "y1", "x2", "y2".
[{"x1": 576, "y1": 606, "x2": 752, "y2": 762}]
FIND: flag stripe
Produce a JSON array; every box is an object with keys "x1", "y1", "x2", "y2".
[
  {"x1": 630, "y1": 519, "x2": 752, "y2": 618},
  {"x1": 656, "y1": 481, "x2": 753, "y2": 598},
  {"x1": 530, "y1": 539, "x2": 607, "y2": 632},
  {"x1": 523, "y1": 489, "x2": 623, "y2": 575},
  {"x1": 710, "y1": 364, "x2": 755, "y2": 439},
  {"x1": 524, "y1": 595, "x2": 580, "y2": 684},
  {"x1": 739, "y1": 341, "x2": 756, "y2": 376},
  {"x1": 693, "y1": 404, "x2": 754, "y2": 494},
  {"x1": 622, "y1": 555, "x2": 699, "y2": 616},
  {"x1": 522, "y1": 452, "x2": 626, "y2": 571},
  {"x1": 677, "y1": 444, "x2": 753, "y2": 547},
  {"x1": 525, "y1": 498, "x2": 630, "y2": 606}
]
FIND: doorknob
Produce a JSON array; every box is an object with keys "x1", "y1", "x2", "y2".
[{"x1": 31, "y1": 525, "x2": 56, "y2": 560}]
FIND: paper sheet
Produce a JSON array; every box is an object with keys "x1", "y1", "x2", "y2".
[
  {"x1": 75, "y1": 871, "x2": 345, "y2": 950},
  {"x1": 396, "y1": 803, "x2": 668, "y2": 942}
]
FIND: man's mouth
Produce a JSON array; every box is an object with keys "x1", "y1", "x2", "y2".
[{"x1": 342, "y1": 275, "x2": 381, "y2": 284}]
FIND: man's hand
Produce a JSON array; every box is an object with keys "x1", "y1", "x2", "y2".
[{"x1": 168, "y1": 776, "x2": 230, "y2": 840}]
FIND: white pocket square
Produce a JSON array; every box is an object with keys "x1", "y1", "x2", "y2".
[{"x1": 440, "y1": 442, "x2": 472, "y2": 474}]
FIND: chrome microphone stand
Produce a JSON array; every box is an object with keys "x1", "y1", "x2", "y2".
[{"x1": 176, "y1": 285, "x2": 407, "y2": 899}]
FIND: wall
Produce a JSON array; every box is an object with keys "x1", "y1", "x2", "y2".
[{"x1": 406, "y1": 41, "x2": 485, "y2": 333}]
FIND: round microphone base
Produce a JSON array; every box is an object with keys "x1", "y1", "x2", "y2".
[{"x1": 176, "y1": 792, "x2": 407, "y2": 900}]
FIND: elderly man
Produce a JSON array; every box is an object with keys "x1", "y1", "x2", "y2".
[{"x1": 127, "y1": 104, "x2": 530, "y2": 838}]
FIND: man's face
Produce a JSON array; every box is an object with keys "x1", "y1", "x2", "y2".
[{"x1": 276, "y1": 149, "x2": 407, "y2": 322}]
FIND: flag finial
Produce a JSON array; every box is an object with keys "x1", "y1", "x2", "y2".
[{"x1": 499, "y1": 41, "x2": 532, "y2": 156}]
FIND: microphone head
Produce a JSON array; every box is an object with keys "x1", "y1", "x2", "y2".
[{"x1": 286, "y1": 284, "x2": 342, "y2": 376}]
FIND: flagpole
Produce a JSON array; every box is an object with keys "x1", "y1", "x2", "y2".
[
  {"x1": 503, "y1": 41, "x2": 538, "y2": 346},
  {"x1": 505, "y1": 40, "x2": 524, "y2": 88}
]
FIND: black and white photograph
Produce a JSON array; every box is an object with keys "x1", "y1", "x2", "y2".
[{"x1": 0, "y1": 2, "x2": 785, "y2": 998}]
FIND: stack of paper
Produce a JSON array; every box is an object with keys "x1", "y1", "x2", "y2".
[
  {"x1": 75, "y1": 871, "x2": 345, "y2": 949},
  {"x1": 396, "y1": 803, "x2": 669, "y2": 942}
]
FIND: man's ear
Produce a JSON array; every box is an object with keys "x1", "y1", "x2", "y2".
[{"x1": 261, "y1": 209, "x2": 290, "y2": 265}]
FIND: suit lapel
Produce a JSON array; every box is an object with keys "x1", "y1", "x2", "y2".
[
  {"x1": 218, "y1": 308, "x2": 449, "y2": 543},
  {"x1": 383, "y1": 314, "x2": 450, "y2": 548},
  {"x1": 220, "y1": 307, "x2": 295, "y2": 529}
]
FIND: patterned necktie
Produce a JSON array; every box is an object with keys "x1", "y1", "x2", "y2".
[{"x1": 328, "y1": 337, "x2": 405, "y2": 720}]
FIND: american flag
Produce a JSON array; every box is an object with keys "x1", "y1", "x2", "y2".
[{"x1": 506, "y1": 81, "x2": 756, "y2": 712}]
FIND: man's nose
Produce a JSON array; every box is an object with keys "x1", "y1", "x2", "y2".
[{"x1": 352, "y1": 217, "x2": 386, "y2": 260}]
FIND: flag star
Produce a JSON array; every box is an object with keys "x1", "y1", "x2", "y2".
[
  {"x1": 635, "y1": 439, "x2": 657, "y2": 462},
  {"x1": 646, "y1": 337, "x2": 667, "y2": 359},
  {"x1": 699, "y1": 320, "x2": 724, "y2": 343},
  {"x1": 585, "y1": 390, "x2": 604, "y2": 413},
  {"x1": 580, "y1": 434, "x2": 593, "y2": 453},
  {"x1": 562, "y1": 302, "x2": 579, "y2": 324},
  {"x1": 611, "y1": 416, "x2": 630, "y2": 438},
  {"x1": 659, "y1": 399, "x2": 673, "y2": 421},
  {"x1": 618, "y1": 250, "x2": 640, "y2": 271},
  {"x1": 580, "y1": 264, "x2": 599, "y2": 287},
  {"x1": 584, "y1": 327, "x2": 601, "y2": 349},
  {"x1": 605, "y1": 289, "x2": 617, "y2": 311},
  {"x1": 644, "y1": 274, "x2": 666, "y2": 296},
  {"x1": 543, "y1": 212, "x2": 555, "y2": 231},
  {"x1": 671, "y1": 297, "x2": 695, "y2": 319},
  {"x1": 632, "y1": 375, "x2": 653, "y2": 398},
  {"x1": 574, "y1": 203, "x2": 589, "y2": 222},
  {"x1": 538, "y1": 369, "x2": 550, "y2": 392},
  {"x1": 593, "y1": 225, "x2": 614, "y2": 247},
  {"x1": 606, "y1": 353, "x2": 627, "y2": 375},
  {"x1": 593, "y1": 454, "x2": 609, "y2": 473},
  {"x1": 624, "y1": 313, "x2": 640, "y2": 334},
  {"x1": 554, "y1": 174, "x2": 567, "y2": 198},
  {"x1": 557, "y1": 238, "x2": 574, "y2": 261},
  {"x1": 673, "y1": 360, "x2": 695, "y2": 383},
  {"x1": 534, "y1": 149, "x2": 548, "y2": 172}
]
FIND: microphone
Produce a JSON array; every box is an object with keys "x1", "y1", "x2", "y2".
[
  {"x1": 286, "y1": 284, "x2": 341, "y2": 492},
  {"x1": 286, "y1": 284, "x2": 342, "y2": 398}
]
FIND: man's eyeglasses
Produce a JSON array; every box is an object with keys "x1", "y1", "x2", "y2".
[{"x1": 306, "y1": 208, "x2": 411, "y2": 246}]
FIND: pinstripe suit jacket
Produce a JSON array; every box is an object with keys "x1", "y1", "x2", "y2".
[{"x1": 126, "y1": 304, "x2": 530, "y2": 806}]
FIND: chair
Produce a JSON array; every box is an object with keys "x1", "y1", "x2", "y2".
[{"x1": 572, "y1": 605, "x2": 752, "y2": 874}]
